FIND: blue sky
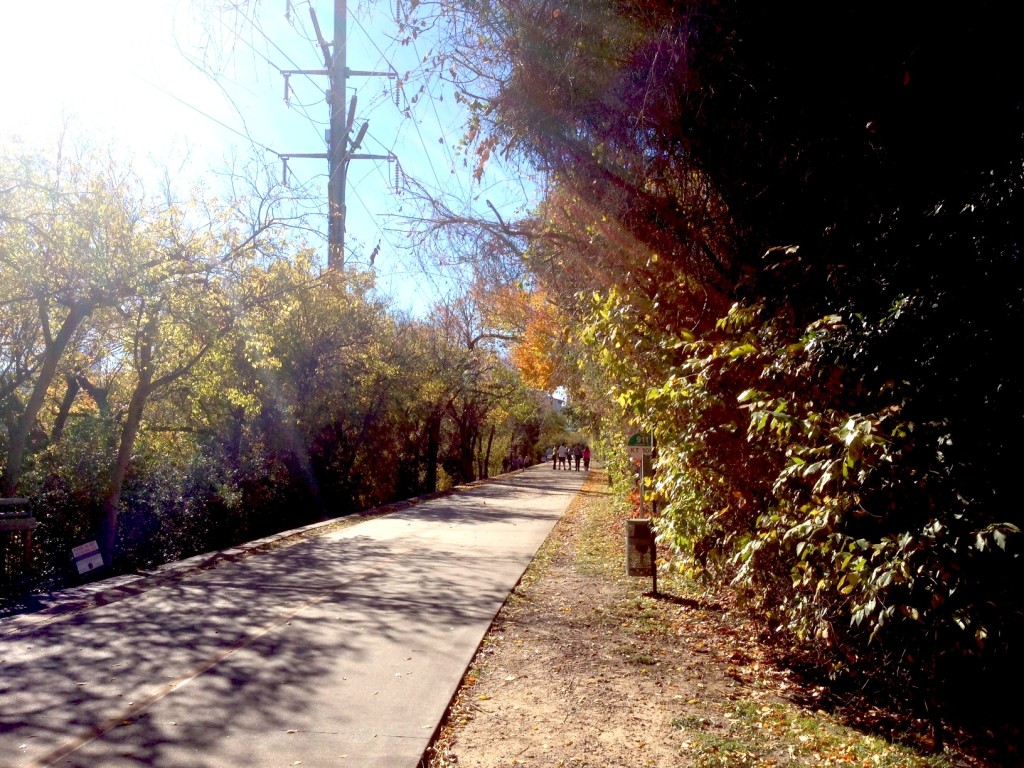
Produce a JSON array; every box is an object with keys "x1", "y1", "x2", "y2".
[{"x1": 0, "y1": 0, "x2": 529, "y2": 315}]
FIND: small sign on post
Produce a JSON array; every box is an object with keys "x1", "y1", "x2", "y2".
[
  {"x1": 73, "y1": 540, "x2": 103, "y2": 575},
  {"x1": 626, "y1": 518, "x2": 654, "y2": 576},
  {"x1": 625, "y1": 434, "x2": 658, "y2": 594},
  {"x1": 626, "y1": 432, "x2": 654, "y2": 516},
  {"x1": 625, "y1": 518, "x2": 658, "y2": 595},
  {"x1": 627, "y1": 432, "x2": 653, "y2": 461}
]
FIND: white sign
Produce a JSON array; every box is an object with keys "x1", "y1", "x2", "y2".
[
  {"x1": 73, "y1": 540, "x2": 103, "y2": 574},
  {"x1": 628, "y1": 445, "x2": 651, "y2": 461}
]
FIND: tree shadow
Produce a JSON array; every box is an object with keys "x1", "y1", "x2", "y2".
[
  {"x1": 0, "y1": 465, "x2": 576, "y2": 766},
  {"x1": 641, "y1": 590, "x2": 724, "y2": 612}
]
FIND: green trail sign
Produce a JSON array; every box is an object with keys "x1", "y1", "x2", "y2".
[{"x1": 627, "y1": 433, "x2": 652, "y2": 459}]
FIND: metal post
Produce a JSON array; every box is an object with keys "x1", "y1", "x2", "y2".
[
  {"x1": 638, "y1": 452, "x2": 645, "y2": 517},
  {"x1": 641, "y1": 452, "x2": 657, "y2": 595},
  {"x1": 650, "y1": 527, "x2": 658, "y2": 596}
]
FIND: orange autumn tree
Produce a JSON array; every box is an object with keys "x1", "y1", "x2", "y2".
[
  {"x1": 510, "y1": 305, "x2": 559, "y2": 391},
  {"x1": 473, "y1": 279, "x2": 563, "y2": 391}
]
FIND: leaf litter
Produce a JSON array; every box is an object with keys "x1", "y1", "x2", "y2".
[{"x1": 422, "y1": 468, "x2": 998, "y2": 768}]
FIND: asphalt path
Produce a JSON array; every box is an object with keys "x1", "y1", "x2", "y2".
[{"x1": 0, "y1": 463, "x2": 587, "y2": 767}]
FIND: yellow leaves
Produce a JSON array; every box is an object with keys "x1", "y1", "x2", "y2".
[
  {"x1": 508, "y1": 300, "x2": 562, "y2": 390},
  {"x1": 728, "y1": 342, "x2": 758, "y2": 358}
]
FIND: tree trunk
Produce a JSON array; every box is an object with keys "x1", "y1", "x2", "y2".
[
  {"x1": 423, "y1": 411, "x2": 442, "y2": 493},
  {"x1": 225, "y1": 406, "x2": 246, "y2": 465},
  {"x1": 98, "y1": 377, "x2": 151, "y2": 563},
  {"x1": 76, "y1": 375, "x2": 111, "y2": 418},
  {"x1": 425, "y1": 415, "x2": 442, "y2": 493},
  {"x1": 483, "y1": 424, "x2": 495, "y2": 479},
  {"x1": 455, "y1": 404, "x2": 477, "y2": 483},
  {"x1": 50, "y1": 375, "x2": 81, "y2": 444},
  {"x1": 3, "y1": 301, "x2": 92, "y2": 495},
  {"x1": 98, "y1": 312, "x2": 158, "y2": 564}
]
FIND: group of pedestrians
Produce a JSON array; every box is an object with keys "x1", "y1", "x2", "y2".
[{"x1": 553, "y1": 443, "x2": 590, "y2": 471}]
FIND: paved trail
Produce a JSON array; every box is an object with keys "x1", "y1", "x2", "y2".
[{"x1": 0, "y1": 465, "x2": 586, "y2": 767}]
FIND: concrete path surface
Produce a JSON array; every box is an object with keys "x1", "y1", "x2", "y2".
[{"x1": 0, "y1": 464, "x2": 587, "y2": 767}]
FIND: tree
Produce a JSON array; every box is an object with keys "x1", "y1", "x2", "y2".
[
  {"x1": 0, "y1": 139, "x2": 151, "y2": 495},
  {"x1": 397, "y1": 0, "x2": 1024, "y2": 737},
  {"x1": 93, "y1": 190, "x2": 288, "y2": 560}
]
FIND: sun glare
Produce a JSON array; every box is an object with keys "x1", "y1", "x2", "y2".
[{"x1": 0, "y1": 1, "x2": 227, "y2": 159}]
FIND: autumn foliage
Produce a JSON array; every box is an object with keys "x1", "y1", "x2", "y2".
[
  {"x1": 402, "y1": 0, "x2": 1024, "y2": 749},
  {"x1": 0, "y1": 140, "x2": 560, "y2": 592}
]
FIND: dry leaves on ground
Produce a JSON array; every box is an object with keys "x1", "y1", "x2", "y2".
[{"x1": 423, "y1": 468, "x2": 996, "y2": 768}]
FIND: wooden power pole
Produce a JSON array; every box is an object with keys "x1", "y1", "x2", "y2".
[
  {"x1": 328, "y1": 0, "x2": 347, "y2": 270},
  {"x1": 280, "y1": 1, "x2": 395, "y2": 271}
]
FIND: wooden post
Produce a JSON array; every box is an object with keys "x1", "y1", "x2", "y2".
[{"x1": 1, "y1": 498, "x2": 36, "y2": 584}]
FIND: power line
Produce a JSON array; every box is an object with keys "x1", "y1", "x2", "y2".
[
  {"x1": 249, "y1": 2, "x2": 481, "y2": 301},
  {"x1": 225, "y1": 6, "x2": 328, "y2": 141},
  {"x1": 274, "y1": 1, "x2": 400, "y2": 270},
  {"x1": 131, "y1": 72, "x2": 281, "y2": 157}
]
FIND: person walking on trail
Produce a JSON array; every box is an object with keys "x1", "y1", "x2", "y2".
[
  {"x1": 573, "y1": 444, "x2": 583, "y2": 471},
  {"x1": 552, "y1": 446, "x2": 558, "y2": 470},
  {"x1": 583, "y1": 445, "x2": 591, "y2": 471},
  {"x1": 557, "y1": 443, "x2": 568, "y2": 469}
]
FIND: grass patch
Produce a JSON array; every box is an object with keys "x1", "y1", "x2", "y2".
[
  {"x1": 615, "y1": 644, "x2": 659, "y2": 665},
  {"x1": 679, "y1": 699, "x2": 968, "y2": 768},
  {"x1": 574, "y1": 480, "x2": 625, "y2": 578}
]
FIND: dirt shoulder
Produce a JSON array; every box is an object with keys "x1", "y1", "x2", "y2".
[{"x1": 423, "y1": 468, "x2": 998, "y2": 768}]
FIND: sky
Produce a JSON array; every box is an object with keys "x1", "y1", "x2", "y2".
[{"x1": 0, "y1": 0, "x2": 528, "y2": 315}]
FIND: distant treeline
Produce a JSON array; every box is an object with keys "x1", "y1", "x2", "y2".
[{"x1": 0, "y1": 142, "x2": 563, "y2": 591}]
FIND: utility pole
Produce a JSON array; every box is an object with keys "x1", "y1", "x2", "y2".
[
  {"x1": 279, "y1": 1, "x2": 397, "y2": 271},
  {"x1": 328, "y1": 0, "x2": 347, "y2": 270}
]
